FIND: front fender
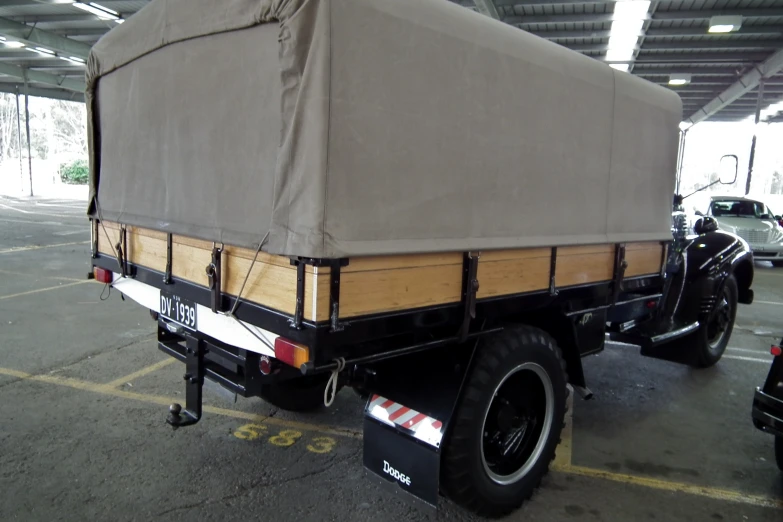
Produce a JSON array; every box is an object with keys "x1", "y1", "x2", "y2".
[
  {"x1": 673, "y1": 231, "x2": 754, "y2": 322},
  {"x1": 683, "y1": 230, "x2": 750, "y2": 280}
]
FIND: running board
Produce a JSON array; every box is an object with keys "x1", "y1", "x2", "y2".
[
  {"x1": 607, "y1": 321, "x2": 699, "y2": 350},
  {"x1": 647, "y1": 321, "x2": 699, "y2": 347}
]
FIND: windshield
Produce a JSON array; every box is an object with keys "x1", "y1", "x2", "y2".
[{"x1": 710, "y1": 200, "x2": 773, "y2": 219}]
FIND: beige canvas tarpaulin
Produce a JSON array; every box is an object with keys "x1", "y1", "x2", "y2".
[{"x1": 87, "y1": 0, "x2": 682, "y2": 259}]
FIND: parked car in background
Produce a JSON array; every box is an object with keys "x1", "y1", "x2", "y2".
[{"x1": 699, "y1": 196, "x2": 783, "y2": 266}]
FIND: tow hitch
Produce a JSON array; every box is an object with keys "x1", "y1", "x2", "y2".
[{"x1": 166, "y1": 333, "x2": 206, "y2": 429}]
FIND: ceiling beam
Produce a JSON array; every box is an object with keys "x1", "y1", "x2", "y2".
[
  {"x1": 0, "y1": 16, "x2": 91, "y2": 59},
  {"x1": 0, "y1": 82, "x2": 84, "y2": 102},
  {"x1": 529, "y1": 26, "x2": 783, "y2": 40},
  {"x1": 653, "y1": 9, "x2": 783, "y2": 21},
  {"x1": 506, "y1": 8, "x2": 783, "y2": 26},
  {"x1": 687, "y1": 48, "x2": 783, "y2": 124},
  {"x1": 473, "y1": 0, "x2": 500, "y2": 19},
  {"x1": 646, "y1": 25, "x2": 783, "y2": 37},
  {"x1": 0, "y1": 61, "x2": 84, "y2": 92},
  {"x1": 642, "y1": 40, "x2": 783, "y2": 51},
  {"x1": 627, "y1": 52, "x2": 770, "y2": 64},
  {"x1": 635, "y1": 68, "x2": 744, "y2": 77}
]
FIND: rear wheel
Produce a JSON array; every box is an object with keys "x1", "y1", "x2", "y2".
[
  {"x1": 258, "y1": 374, "x2": 333, "y2": 412},
  {"x1": 775, "y1": 436, "x2": 783, "y2": 472},
  {"x1": 441, "y1": 326, "x2": 567, "y2": 517},
  {"x1": 692, "y1": 275, "x2": 738, "y2": 368}
]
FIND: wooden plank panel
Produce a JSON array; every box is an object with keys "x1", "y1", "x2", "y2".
[
  {"x1": 479, "y1": 247, "x2": 552, "y2": 262},
  {"x1": 129, "y1": 232, "x2": 167, "y2": 272},
  {"x1": 340, "y1": 264, "x2": 463, "y2": 318},
  {"x1": 344, "y1": 252, "x2": 461, "y2": 273},
  {"x1": 223, "y1": 254, "x2": 298, "y2": 316},
  {"x1": 477, "y1": 257, "x2": 550, "y2": 298},
  {"x1": 305, "y1": 272, "x2": 331, "y2": 322},
  {"x1": 626, "y1": 244, "x2": 663, "y2": 278},
  {"x1": 557, "y1": 251, "x2": 614, "y2": 287},
  {"x1": 559, "y1": 244, "x2": 614, "y2": 256}
]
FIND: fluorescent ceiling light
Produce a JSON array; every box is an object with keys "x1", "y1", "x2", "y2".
[
  {"x1": 708, "y1": 15, "x2": 742, "y2": 33},
  {"x1": 668, "y1": 73, "x2": 691, "y2": 86},
  {"x1": 89, "y1": 2, "x2": 119, "y2": 16},
  {"x1": 61, "y1": 56, "x2": 85, "y2": 65},
  {"x1": 609, "y1": 63, "x2": 630, "y2": 72},
  {"x1": 612, "y1": 1, "x2": 651, "y2": 22},
  {"x1": 73, "y1": 2, "x2": 119, "y2": 20},
  {"x1": 1, "y1": 38, "x2": 25, "y2": 48},
  {"x1": 605, "y1": 48, "x2": 635, "y2": 62},
  {"x1": 609, "y1": 18, "x2": 644, "y2": 38}
]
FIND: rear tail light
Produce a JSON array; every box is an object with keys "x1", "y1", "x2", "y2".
[
  {"x1": 274, "y1": 337, "x2": 310, "y2": 370},
  {"x1": 93, "y1": 267, "x2": 113, "y2": 284},
  {"x1": 771, "y1": 345, "x2": 782, "y2": 357}
]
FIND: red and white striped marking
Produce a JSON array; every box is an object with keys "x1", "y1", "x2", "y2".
[{"x1": 367, "y1": 394, "x2": 444, "y2": 446}]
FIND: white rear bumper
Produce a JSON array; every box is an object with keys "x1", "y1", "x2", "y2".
[{"x1": 110, "y1": 274, "x2": 277, "y2": 358}]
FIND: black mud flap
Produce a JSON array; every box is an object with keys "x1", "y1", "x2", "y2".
[
  {"x1": 360, "y1": 341, "x2": 477, "y2": 510},
  {"x1": 363, "y1": 396, "x2": 443, "y2": 509}
]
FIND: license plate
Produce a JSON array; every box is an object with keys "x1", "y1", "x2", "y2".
[{"x1": 159, "y1": 291, "x2": 197, "y2": 330}]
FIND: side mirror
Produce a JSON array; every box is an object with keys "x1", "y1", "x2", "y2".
[
  {"x1": 718, "y1": 154, "x2": 738, "y2": 185},
  {"x1": 775, "y1": 215, "x2": 782, "y2": 221},
  {"x1": 694, "y1": 216, "x2": 718, "y2": 235},
  {"x1": 761, "y1": 214, "x2": 772, "y2": 220}
]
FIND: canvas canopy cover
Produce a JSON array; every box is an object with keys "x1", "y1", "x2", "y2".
[{"x1": 87, "y1": 0, "x2": 682, "y2": 259}]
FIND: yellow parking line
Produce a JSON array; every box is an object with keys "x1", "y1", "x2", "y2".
[
  {"x1": 553, "y1": 384, "x2": 573, "y2": 468},
  {"x1": 1, "y1": 365, "x2": 780, "y2": 509},
  {"x1": 0, "y1": 280, "x2": 92, "y2": 300},
  {"x1": 0, "y1": 241, "x2": 89, "y2": 254},
  {"x1": 0, "y1": 366, "x2": 361, "y2": 440},
  {"x1": 553, "y1": 464, "x2": 783, "y2": 510},
  {"x1": 0, "y1": 268, "x2": 84, "y2": 282},
  {"x1": 106, "y1": 358, "x2": 177, "y2": 388}
]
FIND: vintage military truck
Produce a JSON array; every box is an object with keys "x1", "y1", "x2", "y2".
[{"x1": 85, "y1": 0, "x2": 754, "y2": 516}]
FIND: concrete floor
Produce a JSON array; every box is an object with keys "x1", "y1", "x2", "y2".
[{"x1": 0, "y1": 194, "x2": 781, "y2": 521}]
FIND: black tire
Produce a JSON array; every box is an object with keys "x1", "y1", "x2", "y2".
[
  {"x1": 775, "y1": 436, "x2": 783, "y2": 472},
  {"x1": 258, "y1": 374, "x2": 333, "y2": 412},
  {"x1": 773, "y1": 261, "x2": 783, "y2": 268},
  {"x1": 441, "y1": 326, "x2": 568, "y2": 517},
  {"x1": 692, "y1": 275, "x2": 738, "y2": 368}
]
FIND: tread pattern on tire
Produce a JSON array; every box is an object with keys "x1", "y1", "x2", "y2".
[{"x1": 440, "y1": 326, "x2": 569, "y2": 518}]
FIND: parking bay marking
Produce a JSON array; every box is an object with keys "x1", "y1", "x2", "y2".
[
  {"x1": 0, "y1": 365, "x2": 780, "y2": 510},
  {"x1": 0, "y1": 240, "x2": 89, "y2": 254},
  {"x1": 0, "y1": 280, "x2": 92, "y2": 300},
  {"x1": 0, "y1": 366, "x2": 361, "y2": 440},
  {"x1": 106, "y1": 358, "x2": 177, "y2": 388}
]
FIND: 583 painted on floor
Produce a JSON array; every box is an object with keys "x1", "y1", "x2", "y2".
[{"x1": 233, "y1": 423, "x2": 337, "y2": 454}]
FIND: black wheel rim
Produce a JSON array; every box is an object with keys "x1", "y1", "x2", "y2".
[
  {"x1": 707, "y1": 289, "x2": 732, "y2": 351},
  {"x1": 480, "y1": 363, "x2": 554, "y2": 485}
]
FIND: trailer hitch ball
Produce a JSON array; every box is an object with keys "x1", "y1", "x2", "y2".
[{"x1": 167, "y1": 403, "x2": 183, "y2": 429}]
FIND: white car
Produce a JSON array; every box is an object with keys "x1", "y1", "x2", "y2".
[{"x1": 701, "y1": 196, "x2": 783, "y2": 266}]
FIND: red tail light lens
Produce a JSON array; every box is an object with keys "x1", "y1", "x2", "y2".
[
  {"x1": 771, "y1": 346, "x2": 782, "y2": 357},
  {"x1": 274, "y1": 338, "x2": 310, "y2": 369},
  {"x1": 93, "y1": 267, "x2": 113, "y2": 284}
]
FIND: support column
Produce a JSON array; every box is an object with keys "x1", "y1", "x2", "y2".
[
  {"x1": 15, "y1": 88, "x2": 23, "y2": 193},
  {"x1": 745, "y1": 79, "x2": 765, "y2": 195},
  {"x1": 23, "y1": 73, "x2": 33, "y2": 197},
  {"x1": 675, "y1": 128, "x2": 688, "y2": 195}
]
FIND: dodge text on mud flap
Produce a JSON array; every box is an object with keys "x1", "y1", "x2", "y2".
[{"x1": 383, "y1": 460, "x2": 412, "y2": 486}]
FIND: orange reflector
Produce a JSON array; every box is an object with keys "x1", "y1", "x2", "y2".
[
  {"x1": 772, "y1": 345, "x2": 782, "y2": 357},
  {"x1": 274, "y1": 338, "x2": 310, "y2": 369},
  {"x1": 93, "y1": 267, "x2": 113, "y2": 284}
]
